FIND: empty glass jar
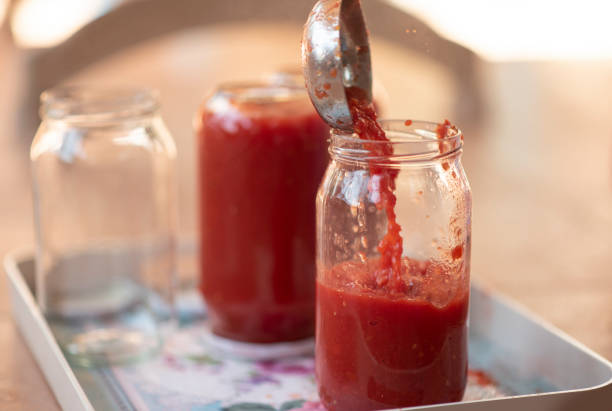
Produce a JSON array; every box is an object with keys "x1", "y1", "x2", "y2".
[{"x1": 30, "y1": 86, "x2": 177, "y2": 366}]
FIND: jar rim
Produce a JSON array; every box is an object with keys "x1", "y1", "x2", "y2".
[
  {"x1": 40, "y1": 85, "x2": 160, "y2": 123},
  {"x1": 211, "y1": 80, "x2": 308, "y2": 105},
  {"x1": 330, "y1": 119, "x2": 463, "y2": 163}
]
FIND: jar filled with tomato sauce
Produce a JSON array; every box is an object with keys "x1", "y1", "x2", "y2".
[
  {"x1": 195, "y1": 82, "x2": 329, "y2": 343},
  {"x1": 316, "y1": 119, "x2": 471, "y2": 409}
]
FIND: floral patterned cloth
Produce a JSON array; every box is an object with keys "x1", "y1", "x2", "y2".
[
  {"x1": 110, "y1": 323, "x2": 320, "y2": 410},
  {"x1": 106, "y1": 320, "x2": 506, "y2": 410},
  {"x1": 97, "y1": 292, "x2": 507, "y2": 410}
]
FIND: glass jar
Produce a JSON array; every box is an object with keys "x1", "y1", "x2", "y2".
[
  {"x1": 30, "y1": 86, "x2": 177, "y2": 366},
  {"x1": 195, "y1": 82, "x2": 329, "y2": 344},
  {"x1": 316, "y1": 120, "x2": 471, "y2": 409}
]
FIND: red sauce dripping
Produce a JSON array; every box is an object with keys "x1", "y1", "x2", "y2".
[
  {"x1": 436, "y1": 119, "x2": 460, "y2": 158},
  {"x1": 436, "y1": 119, "x2": 451, "y2": 138},
  {"x1": 346, "y1": 87, "x2": 403, "y2": 291},
  {"x1": 436, "y1": 119, "x2": 451, "y2": 153},
  {"x1": 342, "y1": 102, "x2": 462, "y2": 290},
  {"x1": 451, "y1": 245, "x2": 463, "y2": 260}
]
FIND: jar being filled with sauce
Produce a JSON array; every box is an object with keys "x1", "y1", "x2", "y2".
[
  {"x1": 195, "y1": 82, "x2": 329, "y2": 344},
  {"x1": 316, "y1": 120, "x2": 471, "y2": 409}
]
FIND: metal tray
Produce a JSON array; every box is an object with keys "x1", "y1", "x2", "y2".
[{"x1": 5, "y1": 249, "x2": 612, "y2": 410}]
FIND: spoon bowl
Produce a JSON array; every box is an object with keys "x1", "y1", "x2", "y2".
[{"x1": 301, "y1": 0, "x2": 372, "y2": 132}]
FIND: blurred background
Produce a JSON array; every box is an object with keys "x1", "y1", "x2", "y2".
[{"x1": 0, "y1": 0, "x2": 611, "y2": 408}]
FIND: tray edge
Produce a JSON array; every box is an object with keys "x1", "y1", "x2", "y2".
[{"x1": 4, "y1": 248, "x2": 94, "y2": 411}]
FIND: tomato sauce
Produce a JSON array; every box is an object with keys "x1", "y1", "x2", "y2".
[
  {"x1": 317, "y1": 259, "x2": 469, "y2": 410},
  {"x1": 198, "y1": 86, "x2": 329, "y2": 343}
]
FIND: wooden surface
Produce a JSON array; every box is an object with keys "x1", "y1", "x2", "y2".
[{"x1": 1, "y1": 24, "x2": 612, "y2": 411}]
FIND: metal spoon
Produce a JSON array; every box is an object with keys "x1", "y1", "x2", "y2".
[{"x1": 301, "y1": 0, "x2": 372, "y2": 132}]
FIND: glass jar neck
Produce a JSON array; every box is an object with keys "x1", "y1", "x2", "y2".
[
  {"x1": 40, "y1": 86, "x2": 159, "y2": 126},
  {"x1": 206, "y1": 81, "x2": 308, "y2": 112},
  {"x1": 204, "y1": 81, "x2": 314, "y2": 120},
  {"x1": 264, "y1": 67, "x2": 304, "y2": 87},
  {"x1": 330, "y1": 120, "x2": 463, "y2": 165}
]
